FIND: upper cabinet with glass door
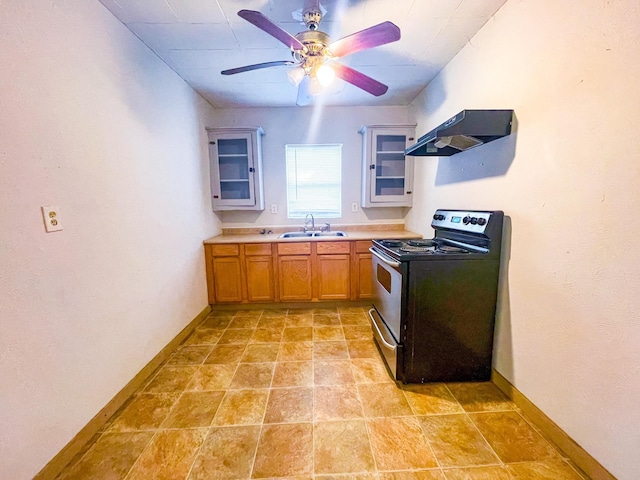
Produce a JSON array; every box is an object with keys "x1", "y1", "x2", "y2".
[
  {"x1": 207, "y1": 127, "x2": 265, "y2": 211},
  {"x1": 359, "y1": 125, "x2": 416, "y2": 207}
]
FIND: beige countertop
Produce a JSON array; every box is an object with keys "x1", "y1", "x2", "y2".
[{"x1": 203, "y1": 225, "x2": 421, "y2": 244}]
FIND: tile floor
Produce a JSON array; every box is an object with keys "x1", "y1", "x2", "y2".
[{"x1": 57, "y1": 306, "x2": 589, "y2": 480}]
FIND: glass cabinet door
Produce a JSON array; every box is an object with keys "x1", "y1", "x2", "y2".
[
  {"x1": 373, "y1": 134, "x2": 408, "y2": 199},
  {"x1": 216, "y1": 136, "x2": 253, "y2": 202}
]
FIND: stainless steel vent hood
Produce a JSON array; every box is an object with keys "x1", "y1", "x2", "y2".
[{"x1": 405, "y1": 110, "x2": 513, "y2": 156}]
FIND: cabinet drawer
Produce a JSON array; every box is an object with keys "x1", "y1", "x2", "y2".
[
  {"x1": 317, "y1": 241, "x2": 350, "y2": 254},
  {"x1": 355, "y1": 240, "x2": 373, "y2": 253},
  {"x1": 277, "y1": 242, "x2": 311, "y2": 255},
  {"x1": 211, "y1": 244, "x2": 240, "y2": 256},
  {"x1": 244, "y1": 243, "x2": 272, "y2": 256}
]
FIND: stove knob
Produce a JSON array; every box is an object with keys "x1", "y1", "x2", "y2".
[
  {"x1": 470, "y1": 217, "x2": 478, "y2": 225},
  {"x1": 463, "y1": 216, "x2": 471, "y2": 224},
  {"x1": 433, "y1": 214, "x2": 439, "y2": 221},
  {"x1": 477, "y1": 218, "x2": 487, "y2": 226}
]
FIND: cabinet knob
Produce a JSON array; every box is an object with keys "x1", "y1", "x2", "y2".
[
  {"x1": 406, "y1": 191, "x2": 412, "y2": 194},
  {"x1": 370, "y1": 164, "x2": 375, "y2": 170},
  {"x1": 249, "y1": 167, "x2": 255, "y2": 172},
  {"x1": 209, "y1": 141, "x2": 216, "y2": 145},
  {"x1": 213, "y1": 195, "x2": 219, "y2": 199}
]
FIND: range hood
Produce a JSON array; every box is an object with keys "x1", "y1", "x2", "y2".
[{"x1": 405, "y1": 109, "x2": 514, "y2": 156}]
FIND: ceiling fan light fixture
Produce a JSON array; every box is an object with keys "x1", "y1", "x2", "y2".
[
  {"x1": 308, "y1": 76, "x2": 323, "y2": 96},
  {"x1": 316, "y1": 64, "x2": 335, "y2": 87},
  {"x1": 287, "y1": 66, "x2": 306, "y2": 86}
]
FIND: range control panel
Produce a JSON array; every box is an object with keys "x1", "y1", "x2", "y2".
[{"x1": 431, "y1": 210, "x2": 492, "y2": 234}]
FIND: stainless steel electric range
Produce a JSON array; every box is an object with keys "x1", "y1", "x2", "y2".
[{"x1": 368, "y1": 209, "x2": 504, "y2": 384}]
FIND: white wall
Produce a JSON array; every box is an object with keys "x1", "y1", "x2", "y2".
[
  {"x1": 209, "y1": 106, "x2": 414, "y2": 228},
  {"x1": 407, "y1": 0, "x2": 640, "y2": 478},
  {"x1": 0, "y1": 2, "x2": 220, "y2": 478}
]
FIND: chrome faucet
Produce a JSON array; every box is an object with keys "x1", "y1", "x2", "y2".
[
  {"x1": 303, "y1": 213, "x2": 315, "y2": 232},
  {"x1": 320, "y1": 223, "x2": 331, "y2": 232}
]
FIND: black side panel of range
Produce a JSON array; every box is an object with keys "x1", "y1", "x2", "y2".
[{"x1": 404, "y1": 259, "x2": 501, "y2": 383}]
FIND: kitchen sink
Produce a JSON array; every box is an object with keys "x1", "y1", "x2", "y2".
[{"x1": 279, "y1": 231, "x2": 347, "y2": 238}]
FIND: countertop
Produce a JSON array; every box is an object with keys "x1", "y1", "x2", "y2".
[{"x1": 203, "y1": 226, "x2": 421, "y2": 244}]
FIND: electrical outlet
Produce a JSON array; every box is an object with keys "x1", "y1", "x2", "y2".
[
  {"x1": 351, "y1": 202, "x2": 358, "y2": 212},
  {"x1": 270, "y1": 204, "x2": 277, "y2": 214},
  {"x1": 42, "y1": 206, "x2": 63, "y2": 232}
]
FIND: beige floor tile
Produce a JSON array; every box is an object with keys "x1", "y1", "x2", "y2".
[
  {"x1": 469, "y1": 411, "x2": 561, "y2": 463},
  {"x1": 419, "y1": 414, "x2": 500, "y2": 467},
  {"x1": 125, "y1": 428, "x2": 207, "y2": 480},
  {"x1": 351, "y1": 358, "x2": 394, "y2": 384},
  {"x1": 241, "y1": 343, "x2": 280, "y2": 363},
  {"x1": 340, "y1": 313, "x2": 371, "y2": 325},
  {"x1": 343, "y1": 325, "x2": 373, "y2": 340},
  {"x1": 188, "y1": 425, "x2": 261, "y2": 480},
  {"x1": 283, "y1": 326, "x2": 314, "y2": 342},
  {"x1": 314, "y1": 326, "x2": 346, "y2": 341},
  {"x1": 235, "y1": 309, "x2": 263, "y2": 317},
  {"x1": 358, "y1": 383, "x2": 413, "y2": 417},
  {"x1": 166, "y1": 345, "x2": 213, "y2": 366},
  {"x1": 368, "y1": 416, "x2": 439, "y2": 471},
  {"x1": 161, "y1": 390, "x2": 225, "y2": 428},
  {"x1": 230, "y1": 362, "x2": 275, "y2": 388},
  {"x1": 143, "y1": 366, "x2": 197, "y2": 393},
  {"x1": 313, "y1": 341, "x2": 350, "y2": 360},
  {"x1": 506, "y1": 459, "x2": 586, "y2": 479},
  {"x1": 212, "y1": 389, "x2": 269, "y2": 426},
  {"x1": 314, "y1": 385, "x2": 364, "y2": 420},
  {"x1": 261, "y1": 308, "x2": 289, "y2": 317},
  {"x1": 315, "y1": 360, "x2": 356, "y2": 385},
  {"x1": 278, "y1": 341, "x2": 314, "y2": 361},
  {"x1": 314, "y1": 313, "x2": 342, "y2": 326},
  {"x1": 337, "y1": 306, "x2": 368, "y2": 314},
  {"x1": 187, "y1": 364, "x2": 236, "y2": 391},
  {"x1": 315, "y1": 474, "x2": 377, "y2": 480},
  {"x1": 264, "y1": 387, "x2": 314, "y2": 423},
  {"x1": 285, "y1": 313, "x2": 314, "y2": 327},
  {"x1": 272, "y1": 361, "x2": 314, "y2": 387},
  {"x1": 204, "y1": 344, "x2": 246, "y2": 364},
  {"x1": 446, "y1": 382, "x2": 514, "y2": 412},
  {"x1": 347, "y1": 340, "x2": 380, "y2": 359},
  {"x1": 218, "y1": 328, "x2": 254, "y2": 344},
  {"x1": 314, "y1": 420, "x2": 376, "y2": 474},
  {"x1": 58, "y1": 431, "x2": 153, "y2": 480},
  {"x1": 199, "y1": 316, "x2": 232, "y2": 329},
  {"x1": 183, "y1": 328, "x2": 224, "y2": 346},
  {"x1": 252, "y1": 423, "x2": 314, "y2": 478},
  {"x1": 250, "y1": 328, "x2": 284, "y2": 343},
  {"x1": 379, "y1": 471, "x2": 446, "y2": 480},
  {"x1": 256, "y1": 315, "x2": 287, "y2": 328},
  {"x1": 107, "y1": 393, "x2": 179, "y2": 432},
  {"x1": 402, "y1": 383, "x2": 464, "y2": 416},
  {"x1": 442, "y1": 465, "x2": 511, "y2": 479},
  {"x1": 228, "y1": 315, "x2": 261, "y2": 329}
]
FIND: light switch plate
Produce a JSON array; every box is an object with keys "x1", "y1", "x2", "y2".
[{"x1": 42, "y1": 206, "x2": 63, "y2": 232}]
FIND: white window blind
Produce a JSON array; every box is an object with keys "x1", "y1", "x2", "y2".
[{"x1": 285, "y1": 144, "x2": 342, "y2": 219}]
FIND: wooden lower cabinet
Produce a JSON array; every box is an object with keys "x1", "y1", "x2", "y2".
[
  {"x1": 244, "y1": 243, "x2": 275, "y2": 302},
  {"x1": 206, "y1": 239, "x2": 377, "y2": 304},
  {"x1": 277, "y1": 242, "x2": 312, "y2": 301}
]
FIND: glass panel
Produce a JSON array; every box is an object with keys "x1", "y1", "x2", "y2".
[
  {"x1": 375, "y1": 178, "x2": 404, "y2": 196},
  {"x1": 376, "y1": 135, "x2": 406, "y2": 152},
  {"x1": 220, "y1": 180, "x2": 250, "y2": 200},
  {"x1": 218, "y1": 138, "x2": 248, "y2": 155},
  {"x1": 219, "y1": 156, "x2": 249, "y2": 180},
  {"x1": 375, "y1": 155, "x2": 405, "y2": 177}
]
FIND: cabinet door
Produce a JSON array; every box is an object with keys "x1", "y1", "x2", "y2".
[
  {"x1": 356, "y1": 253, "x2": 373, "y2": 299},
  {"x1": 208, "y1": 128, "x2": 265, "y2": 211},
  {"x1": 278, "y1": 256, "x2": 312, "y2": 301},
  {"x1": 245, "y1": 254, "x2": 275, "y2": 302},
  {"x1": 317, "y1": 254, "x2": 351, "y2": 300},
  {"x1": 361, "y1": 126, "x2": 415, "y2": 207},
  {"x1": 212, "y1": 257, "x2": 243, "y2": 303}
]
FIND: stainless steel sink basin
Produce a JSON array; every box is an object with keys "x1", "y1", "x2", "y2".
[{"x1": 279, "y1": 231, "x2": 347, "y2": 238}]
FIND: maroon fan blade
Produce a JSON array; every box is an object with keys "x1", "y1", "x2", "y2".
[
  {"x1": 333, "y1": 64, "x2": 388, "y2": 96},
  {"x1": 328, "y1": 21, "x2": 400, "y2": 58},
  {"x1": 296, "y1": 76, "x2": 312, "y2": 106},
  {"x1": 221, "y1": 60, "x2": 295, "y2": 75},
  {"x1": 238, "y1": 10, "x2": 305, "y2": 51}
]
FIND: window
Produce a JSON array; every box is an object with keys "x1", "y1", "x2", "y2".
[{"x1": 285, "y1": 144, "x2": 342, "y2": 218}]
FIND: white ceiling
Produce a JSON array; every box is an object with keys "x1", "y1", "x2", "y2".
[{"x1": 98, "y1": 0, "x2": 507, "y2": 108}]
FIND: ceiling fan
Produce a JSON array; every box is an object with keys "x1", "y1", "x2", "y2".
[{"x1": 221, "y1": 0, "x2": 401, "y2": 106}]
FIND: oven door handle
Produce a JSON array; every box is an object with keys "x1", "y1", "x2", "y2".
[
  {"x1": 369, "y1": 247, "x2": 401, "y2": 268},
  {"x1": 368, "y1": 308, "x2": 397, "y2": 351}
]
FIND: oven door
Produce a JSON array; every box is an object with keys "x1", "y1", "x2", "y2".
[{"x1": 369, "y1": 247, "x2": 404, "y2": 342}]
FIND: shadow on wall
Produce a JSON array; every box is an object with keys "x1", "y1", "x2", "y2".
[
  {"x1": 493, "y1": 215, "x2": 514, "y2": 380},
  {"x1": 434, "y1": 114, "x2": 519, "y2": 185}
]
